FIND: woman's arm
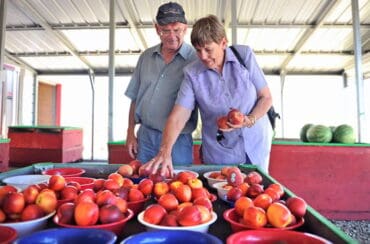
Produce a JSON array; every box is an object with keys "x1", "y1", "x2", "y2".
[
  {"x1": 247, "y1": 86, "x2": 273, "y2": 123},
  {"x1": 226, "y1": 86, "x2": 273, "y2": 129}
]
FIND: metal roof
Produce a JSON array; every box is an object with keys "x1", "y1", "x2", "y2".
[{"x1": 2, "y1": 0, "x2": 370, "y2": 78}]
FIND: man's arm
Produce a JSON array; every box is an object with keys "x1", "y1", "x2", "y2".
[{"x1": 126, "y1": 101, "x2": 138, "y2": 159}]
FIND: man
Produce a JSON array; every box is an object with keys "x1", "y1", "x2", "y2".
[{"x1": 124, "y1": 2, "x2": 198, "y2": 166}]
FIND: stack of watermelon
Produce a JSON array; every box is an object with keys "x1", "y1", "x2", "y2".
[{"x1": 299, "y1": 124, "x2": 356, "y2": 144}]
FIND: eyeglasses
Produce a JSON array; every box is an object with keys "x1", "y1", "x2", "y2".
[{"x1": 159, "y1": 28, "x2": 184, "y2": 36}]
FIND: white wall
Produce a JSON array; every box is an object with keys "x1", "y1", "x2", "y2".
[
  {"x1": 281, "y1": 75, "x2": 358, "y2": 139},
  {"x1": 20, "y1": 70, "x2": 35, "y2": 125},
  {"x1": 37, "y1": 75, "x2": 131, "y2": 160},
  {"x1": 15, "y1": 74, "x2": 369, "y2": 161}
]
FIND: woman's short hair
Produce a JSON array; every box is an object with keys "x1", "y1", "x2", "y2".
[{"x1": 191, "y1": 15, "x2": 227, "y2": 47}]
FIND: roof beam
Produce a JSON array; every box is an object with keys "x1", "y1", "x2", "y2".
[
  {"x1": 6, "y1": 23, "x2": 370, "y2": 32},
  {"x1": 12, "y1": 0, "x2": 95, "y2": 73},
  {"x1": 6, "y1": 22, "x2": 128, "y2": 31},
  {"x1": 36, "y1": 68, "x2": 343, "y2": 77},
  {"x1": 116, "y1": 0, "x2": 147, "y2": 50},
  {"x1": 279, "y1": 0, "x2": 340, "y2": 74},
  {"x1": 344, "y1": 51, "x2": 370, "y2": 75},
  {"x1": 216, "y1": 0, "x2": 227, "y2": 21},
  {"x1": 4, "y1": 50, "x2": 37, "y2": 74},
  {"x1": 11, "y1": 49, "x2": 370, "y2": 58},
  {"x1": 234, "y1": 23, "x2": 370, "y2": 29}
]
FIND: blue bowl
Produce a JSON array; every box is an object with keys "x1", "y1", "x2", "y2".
[
  {"x1": 14, "y1": 228, "x2": 117, "y2": 244},
  {"x1": 121, "y1": 230, "x2": 223, "y2": 244},
  {"x1": 129, "y1": 176, "x2": 145, "y2": 184},
  {"x1": 220, "y1": 196, "x2": 235, "y2": 207}
]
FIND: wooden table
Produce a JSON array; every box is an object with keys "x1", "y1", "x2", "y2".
[
  {"x1": 0, "y1": 163, "x2": 355, "y2": 243},
  {"x1": 108, "y1": 139, "x2": 370, "y2": 220}
]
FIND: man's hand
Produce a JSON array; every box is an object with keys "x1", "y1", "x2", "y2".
[{"x1": 126, "y1": 132, "x2": 138, "y2": 159}]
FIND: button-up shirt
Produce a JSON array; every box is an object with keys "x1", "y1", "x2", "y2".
[
  {"x1": 176, "y1": 45, "x2": 272, "y2": 169},
  {"x1": 125, "y1": 43, "x2": 198, "y2": 133}
]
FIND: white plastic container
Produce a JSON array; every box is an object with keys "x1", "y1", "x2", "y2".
[{"x1": 2, "y1": 174, "x2": 51, "y2": 190}]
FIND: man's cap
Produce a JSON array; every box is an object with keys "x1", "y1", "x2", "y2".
[{"x1": 156, "y1": 2, "x2": 187, "y2": 25}]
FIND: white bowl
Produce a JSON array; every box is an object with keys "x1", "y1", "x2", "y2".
[
  {"x1": 0, "y1": 211, "x2": 55, "y2": 237},
  {"x1": 212, "y1": 181, "x2": 231, "y2": 200},
  {"x1": 2, "y1": 175, "x2": 51, "y2": 190},
  {"x1": 203, "y1": 171, "x2": 226, "y2": 188},
  {"x1": 203, "y1": 171, "x2": 247, "y2": 189},
  {"x1": 137, "y1": 211, "x2": 217, "y2": 233}
]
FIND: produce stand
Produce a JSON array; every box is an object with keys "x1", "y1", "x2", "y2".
[
  {"x1": 108, "y1": 139, "x2": 370, "y2": 220},
  {"x1": 270, "y1": 140, "x2": 370, "y2": 220},
  {"x1": 8, "y1": 126, "x2": 83, "y2": 167},
  {"x1": 0, "y1": 138, "x2": 10, "y2": 172},
  {"x1": 0, "y1": 162, "x2": 355, "y2": 243}
]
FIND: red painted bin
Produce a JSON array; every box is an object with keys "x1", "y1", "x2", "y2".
[
  {"x1": 8, "y1": 126, "x2": 83, "y2": 167},
  {"x1": 0, "y1": 139, "x2": 10, "y2": 172},
  {"x1": 269, "y1": 140, "x2": 370, "y2": 220}
]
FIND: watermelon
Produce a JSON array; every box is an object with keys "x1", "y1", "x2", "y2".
[
  {"x1": 306, "y1": 125, "x2": 332, "y2": 143},
  {"x1": 333, "y1": 124, "x2": 356, "y2": 144},
  {"x1": 300, "y1": 123, "x2": 314, "y2": 142}
]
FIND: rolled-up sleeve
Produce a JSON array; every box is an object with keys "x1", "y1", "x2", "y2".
[
  {"x1": 175, "y1": 71, "x2": 196, "y2": 111},
  {"x1": 244, "y1": 46, "x2": 267, "y2": 91}
]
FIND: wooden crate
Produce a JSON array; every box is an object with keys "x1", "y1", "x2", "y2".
[
  {"x1": 8, "y1": 126, "x2": 83, "y2": 167},
  {"x1": 269, "y1": 140, "x2": 370, "y2": 220},
  {"x1": 0, "y1": 139, "x2": 10, "y2": 172}
]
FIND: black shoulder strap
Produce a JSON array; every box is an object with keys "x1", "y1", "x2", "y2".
[
  {"x1": 230, "y1": 46, "x2": 246, "y2": 68},
  {"x1": 230, "y1": 45, "x2": 279, "y2": 129}
]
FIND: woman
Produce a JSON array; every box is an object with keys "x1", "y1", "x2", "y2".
[{"x1": 143, "y1": 15, "x2": 273, "y2": 175}]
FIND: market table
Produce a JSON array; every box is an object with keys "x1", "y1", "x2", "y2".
[
  {"x1": 108, "y1": 139, "x2": 370, "y2": 220},
  {"x1": 0, "y1": 163, "x2": 355, "y2": 243}
]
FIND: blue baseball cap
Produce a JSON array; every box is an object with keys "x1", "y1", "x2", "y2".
[{"x1": 156, "y1": 2, "x2": 187, "y2": 25}]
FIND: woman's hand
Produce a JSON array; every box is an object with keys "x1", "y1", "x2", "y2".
[
  {"x1": 219, "y1": 114, "x2": 256, "y2": 131},
  {"x1": 141, "y1": 150, "x2": 174, "y2": 178},
  {"x1": 243, "y1": 114, "x2": 256, "y2": 128}
]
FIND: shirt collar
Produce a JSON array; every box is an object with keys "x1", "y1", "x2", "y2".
[
  {"x1": 193, "y1": 46, "x2": 239, "y2": 75},
  {"x1": 152, "y1": 43, "x2": 191, "y2": 60},
  {"x1": 225, "y1": 46, "x2": 240, "y2": 65}
]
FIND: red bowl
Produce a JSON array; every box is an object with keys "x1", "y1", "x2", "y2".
[
  {"x1": 223, "y1": 208, "x2": 304, "y2": 233},
  {"x1": 53, "y1": 208, "x2": 134, "y2": 236},
  {"x1": 226, "y1": 229, "x2": 331, "y2": 244},
  {"x1": 57, "y1": 198, "x2": 74, "y2": 207},
  {"x1": 209, "y1": 193, "x2": 217, "y2": 202},
  {"x1": 65, "y1": 177, "x2": 95, "y2": 190},
  {"x1": 0, "y1": 226, "x2": 18, "y2": 243},
  {"x1": 127, "y1": 196, "x2": 151, "y2": 215},
  {"x1": 42, "y1": 168, "x2": 86, "y2": 178}
]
